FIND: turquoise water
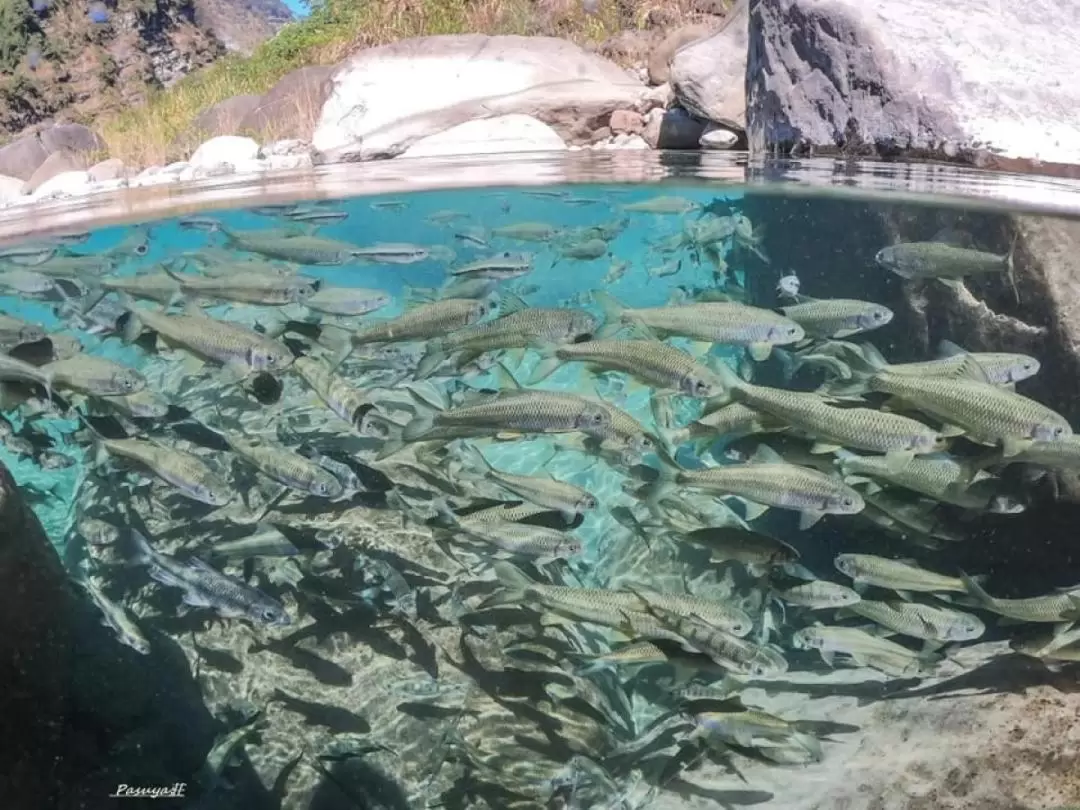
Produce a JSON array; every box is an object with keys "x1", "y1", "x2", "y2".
[{"x1": 2, "y1": 180, "x2": 1077, "y2": 809}]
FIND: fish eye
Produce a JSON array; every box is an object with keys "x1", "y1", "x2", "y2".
[
  {"x1": 1054, "y1": 426, "x2": 1066, "y2": 438},
  {"x1": 591, "y1": 412, "x2": 605, "y2": 425},
  {"x1": 582, "y1": 494, "x2": 598, "y2": 510},
  {"x1": 872, "y1": 310, "x2": 885, "y2": 320},
  {"x1": 261, "y1": 607, "x2": 281, "y2": 622},
  {"x1": 135, "y1": 244, "x2": 148, "y2": 256}
]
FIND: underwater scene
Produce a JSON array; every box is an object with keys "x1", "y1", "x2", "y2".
[{"x1": 2, "y1": 181, "x2": 1080, "y2": 810}]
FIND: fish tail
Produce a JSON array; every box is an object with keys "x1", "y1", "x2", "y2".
[
  {"x1": 773, "y1": 348, "x2": 801, "y2": 383},
  {"x1": 415, "y1": 340, "x2": 448, "y2": 379},
  {"x1": 592, "y1": 290, "x2": 627, "y2": 335},
  {"x1": 525, "y1": 343, "x2": 562, "y2": 385},
  {"x1": 959, "y1": 570, "x2": 994, "y2": 606},
  {"x1": 125, "y1": 529, "x2": 156, "y2": 566},
  {"x1": 707, "y1": 358, "x2": 744, "y2": 399},
  {"x1": 478, "y1": 560, "x2": 534, "y2": 608}
]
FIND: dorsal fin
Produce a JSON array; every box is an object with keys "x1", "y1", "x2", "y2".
[
  {"x1": 954, "y1": 354, "x2": 991, "y2": 384},
  {"x1": 936, "y1": 339, "x2": 969, "y2": 358},
  {"x1": 748, "y1": 444, "x2": 784, "y2": 465}
]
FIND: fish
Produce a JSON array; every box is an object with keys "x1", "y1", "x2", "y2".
[
  {"x1": 0, "y1": 352, "x2": 55, "y2": 405},
  {"x1": 76, "y1": 568, "x2": 151, "y2": 654},
  {"x1": 712, "y1": 361, "x2": 944, "y2": 468},
  {"x1": 823, "y1": 340, "x2": 1041, "y2": 388},
  {"x1": 558, "y1": 238, "x2": 608, "y2": 261},
  {"x1": 777, "y1": 581, "x2": 861, "y2": 609},
  {"x1": 695, "y1": 710, "x2": 823, "y2": 764},
  {"x1": 450, "y1": 520, "x2": 583, "y2": 560},
  {"x1": 162, "y1": 266, "x2": 319, "y2": 306},
  {"x1": 844, "y1": 600, "x2": 985, "y2": 643},
  {"x1": 834, "y1": 553, "x2": 967, "y2": 595},
  {"x1": 621, "y1": 196, "x2": 701, "y2": 215},
  {"x1": 594, "y1": 291, "x2": 804, "y2": 360},
  {"x1": 43, "y1": 356, "x2": 146, "y2": 397},
  {"x1": 206, "y1": 524, "x2": 299, "y2": 560},
  {"x1": 485, "y1": 561, "x2": 754, "y2": 639},
  {"x1": 97, "y1": 273, "x2": 181, "y2": 304},
  {"x1": 0, "y1": 312, "x2": 46, "y2": 347},
  {"x1": 876, "y1": 236, "x2": 1015, "y2": 287},
  {"x1": 353, "y1": 243, "x2": 437, "y2": 264},
  {"x1": 128, "y1": 529, "x2": 290, "y2": 625},
  {"x1": 627, "y1": 593, "x2": 787, "y2": 676},
  {"x1": 216, "y1": 429, "x2": 345, "y2": 499},
  {"x1": 960, "y1": 574, "x2": 1080, "y2": 623},
  {"x1": 401, "y1": 390, "x2": 612, "y2": 444},
  {"x1": 779, "y1": 297, "x2": 893, "y2": 339},
  {"x1": 303, "y1": 286, "x2": 391, "y2": 317},
  {"x1": 837, "y1": 450, "x2": 1023, "y2": 513},
  {"x1": 223, "y1": 229, "x2": 363, "y2": 265},
  {"x1": 417, "y1": 307, "x2": 597, "y2": 378},
  {"x1": 490, "y1": 222, "x2": 561, "y2": 241},
  {"x1": 92, "y1": 436, "x2": 234, "y2": 506},
  {"x1": 348, "y1": 298, "x2": 489, "y2": 349},
  {"x1": 451, "y1": 253, "x2": 532, "y2": 280},
  {"x1": 681, "y1": 526, "x2": 799, "y2": 574},
  {"x1": 647, "y1": 445, "x2": 864, "y2": 530},
  {"x1": 119, "y1": 297, "x2": 294, "y2": 379},
  {"x1": 791, "y1": 625, "x2": 931, "y2": 676},
  {"x1": 455, "y1": 443, "x2": 597, "y2": 520},
  {"x1": 197, "y1": 717, "x2": 265, "y2": 790},
  {"x1": 0, "y1": 268, "x2": 56, "y2": 294},
  {"x1": 528, "y1": 339, "x2": 722, "y2": 398},
  {"x1": 868, "y1": 356, "x2": 1071, "y2": 456},
  {"x1": 291, "y1": 355, "x2": 378, "y2": 433}
]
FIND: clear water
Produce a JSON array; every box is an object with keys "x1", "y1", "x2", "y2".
[{"x1": 2, "y1": 158, "x2": 1078, "y2": 810}]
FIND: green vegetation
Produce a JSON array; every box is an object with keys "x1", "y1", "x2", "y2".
[
  {"x1": 100, "y1": 0, "x2": 697, "y2": 167},
  {"x1": 0, "y1": 0, "x2": 40, "y2": 73}
]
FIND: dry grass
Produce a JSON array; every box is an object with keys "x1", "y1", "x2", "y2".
[{"x1": 98, "y1": 0, "x2": 708, "y2": 168}]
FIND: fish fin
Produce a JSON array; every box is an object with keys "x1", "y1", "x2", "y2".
[
  {"x1": 741, "y1": 500, "x2": 769, "y2": 521},
  {"x1": 937, "y1": 277, "x2": 966, "y2": 291},
  {"x1": 774, "y1": 348, "x2": 800, "y2": 382},
  {"x1": 592, "y1": 290, "x2": 626, "y2": 323},
  {"x1": 127, "y1": 528, "x2": 156, "y2": 565},
  {"x1": 1001, "y1": 436, "x2": 1032, "y2": 458},
  {"x1": 938, "y1": 423, "x2": 966, "y2": 438},
  {"x1": 502, "y1": 347, "x2": 526, "y2": 368},
  {"x1": 818, "y1": 649, "x2": 835, "y2": 667},
  {"x1": 496, "y1": 293, "x2": 530, "y2": 317},
  {"x1": 415, "y1": 341, "x2": 448, "y2": 379},
  {"x1": 884, "y1": 449, "x2": 914, "y2": 473},
  {"x1": 952, "y1": 355, "x2": 991, "y2": 384},
  {"x1": 748, "y1": 342, "x2": 772, "y2": 362},
  {"x1": 797, "y1": 510, "x2": 824, "y2": 531},
  {"x1": 959, "y1": 570, "x2": 994, "y2": 605},
  {"x1": 492, "y1": 361, "x2": 522, "y2": 391},
  {"x1": 894, "y1": 590, "x2": 915, "y2": 602},
  {"x1": 936, "y1": 339, "x2": 969, "y2": 358},
  {"x1": 809, "y1": 442, "x2": 842, "y2": 455},
  {"x1": 748, "y1": 444, "x2": 783, "y2": 465}
]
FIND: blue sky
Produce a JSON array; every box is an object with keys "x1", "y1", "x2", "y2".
[{"x1": 280, "y1": 0, "x2": 310, "y2": 18}]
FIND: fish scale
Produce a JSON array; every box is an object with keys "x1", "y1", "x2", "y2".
[
  {"x1": 674, "y1": 464, "x2": 864, "y2": 515},
  {"x1": 98, "y1": 437, "x2": 232, "y2": 505},
  {"x1": 726, "y1": 378, "x2": 942, "y2": 456},
  {"x1": 293, "y1": 356, "x2": 372, "y2": 427},
  {"x1": 779, "y1": 298, "x2": 892, "y2": 338},
  {"x1": 409, "y1": 391, "x2": 611, "y2": 441},
  {"x1": 550, "y1": 339, "x2": 719, "y2": 396},
  {"x1": 870, "y1": 366, "x2": 1072, "y2": 449},
  {"x1": 351, "y1": 298, "x2": 486, "y2": 346},
  {"x1": 223, "y1": 433, "x2": 344, "y2": 497},
  {"x1": 438, "y1": 308, "x2": 596, "y2": 354},
  {"x1": 847, "y1": 600, "x2": 984, "y2": 642}
]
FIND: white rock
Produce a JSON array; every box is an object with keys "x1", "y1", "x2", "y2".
[
  {"x1": 261, "y1": 139, "x2": 310, "y2": 158},
  {"x1": 700, "y1": 124, "x2": 740, "y2": 150},
  {"x1": 400, "y1": 115, "x2": 566, "y2": 158},
  {"x1": 617, "y1": 135, "x2": 649, "y2": 150},
  {"x1": 268, "y1": 153, "x2": 314, "y2": 171},
  {"x1": 0, "y1": 174, "x2": 24, "y2": 203},
  {"x1": 747, "y1": 0, "x2": 1080, "y2": 164},
  {"x1": 162, "y1": 162, "x2": 190, "y2": 176},
  {"x1": 189, "y1": 136, "x2": 260, "y2": 169},
  {"x1": 314, "y1": 34, "x2": 643, "y2": 158},
  {"x1": 31, "y1": 170, "x2": 92, "y2": 199}
]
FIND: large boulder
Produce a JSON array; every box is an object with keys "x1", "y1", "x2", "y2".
[
  {"x1": 401, "y1": 114, "x2": 566, "y2": 158},
  {"x1": 192, "y1": 94, "x2": 263, "y2": 138},
  {"x1": 669, "y1": 0, "x2": 749, "y2": 130},
  {"x1": 239, "y1": 65, "x2": 337, "y2": 142},
  {"x1": 0, "y1": 124, "x2": 105, "y2": 182},
  {"x1": 745, "y1": 0, "x2": 1080, "y2": 164},
  {"x1": 313, "y1": 35, "x2": 645, "y2": 159}
]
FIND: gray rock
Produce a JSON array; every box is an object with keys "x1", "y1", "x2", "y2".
[
  {"x1": 669, "y1": 0, "x2": 748, "y2": 129},
  {"x1": 745, "y1": 0, "x2": 1080, "y2": 164},
  {"x1": 643, "y1": 106, "x2": 709, "y2": 150},
  {"x1": 192, "y1": 94, "x2": 263, "y2": 138},
  {"x1": 0, "y1": 135, "x2": 50, "y2": 182},
  {"x1": 38, "y1": 124, "x2": 106, "y2": 157},
  {"x1": 648, "y1": 22, "x2": 715, "y2": 86},
  {"x1": 239, "y1": 66, "x2": 337, "y2": 142}
]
